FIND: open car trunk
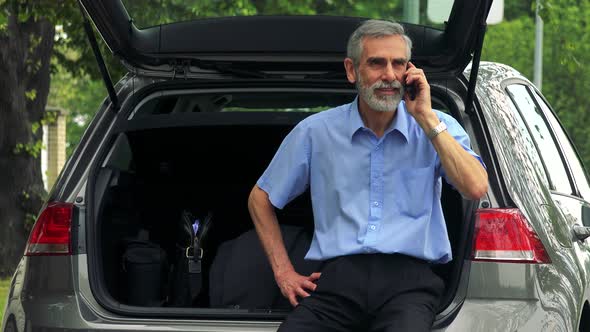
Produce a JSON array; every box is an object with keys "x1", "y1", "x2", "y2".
[{"x1": 90, "y1": 87, "x2": 472, "y2": 320}]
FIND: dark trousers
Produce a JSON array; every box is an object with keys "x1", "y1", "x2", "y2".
[{"x1": 278, "y1": 254, "x2": 445, "y2": 332}]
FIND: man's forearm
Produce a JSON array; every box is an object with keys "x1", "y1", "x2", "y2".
[
  {"x1": 430, "y1": 130, "x2": 488, "y2": 199},
  {"x1": 415, "y1": 112, "x2": 488, "y2": 200},
  {"x1": 248, "y1": 185, "x2": 295, "y2": 278}
]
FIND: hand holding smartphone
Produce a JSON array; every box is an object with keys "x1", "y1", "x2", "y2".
[
  {"x1": 404, "y1": 62, "x2": 417, "y2": 101},
  {"x1": 404, "y1": 82, "x2": 417, "y2": 101}
]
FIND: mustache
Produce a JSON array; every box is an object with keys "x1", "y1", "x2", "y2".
[{"x1": 371, "y1": 80, "x2": 403, "y2": 89}]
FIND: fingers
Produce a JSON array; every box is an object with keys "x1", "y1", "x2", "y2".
[
  {"x1": 296, "y1": 287, "x2": 311, "y2": 298},
  {"x1": 288, "y1": 293, "x2": 299, "y2": 307},
  {"x1": 282, "y1": 285, "x2": 301, "y2": 307},
  {"x1": 404, "y1": 69, "x2": 425, "y2": 85},
  {"x1": 404, "y1": 63, "x2": 429, "y2": 102},
  {"x1": 303, "y1": 279, "x2": 318, "y2": 291},
  {"x1": 279, "y1": 271, "x2": 323, "y2": 307},
  {"x1": 286, "y1": 286, "x2": 310, "y2": 307},
  {"x1": 308, "y1": 272, "x2": 322, "y2": 281},
  {"x1": 405, "y1": 61, "x2": 420, "y2": 83}
]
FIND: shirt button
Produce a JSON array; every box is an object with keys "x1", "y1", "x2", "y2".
[
  {"x1": 373, "y1": 201, "x2": 379, "y2": 207},
  {"x1": 369, "y1": 225, "x2": 376, "y2": 230}
]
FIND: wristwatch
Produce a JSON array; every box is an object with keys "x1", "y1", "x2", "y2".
[{"x1": 427, "y1": 121, "x2": 447, "y2": 140}]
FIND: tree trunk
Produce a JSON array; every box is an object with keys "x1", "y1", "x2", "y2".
[{"x1": 0, "y1": 10, "x2": 55, "y2": 278}]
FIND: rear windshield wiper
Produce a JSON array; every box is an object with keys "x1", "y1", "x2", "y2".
[
  {"x1": 201, "y1": 62, "x2": 345, "y2": 80},
  {"x1": 173, "y1": 59, "x2": 343, "y2": 80}
]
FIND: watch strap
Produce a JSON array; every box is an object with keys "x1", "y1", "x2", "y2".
[{"x1": 427, "y1": 121, "x2": 447, "y2": 140}]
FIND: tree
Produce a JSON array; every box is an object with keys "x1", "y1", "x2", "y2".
[
  {"x1": 541, "y1": 0, "x2": 590, "y2": 169},
  {"x1": 1, "y1": 1, "x2": 62, "y2": 277},
  {"x1": 0, "y1": 0, "x2": 119, "y2": 277}
]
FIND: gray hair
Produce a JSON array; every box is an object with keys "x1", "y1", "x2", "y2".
[{"x1": 346, "y1": 20, "x2": 412, "y2": 67}]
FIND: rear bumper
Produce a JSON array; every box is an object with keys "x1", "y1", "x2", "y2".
[
  {"x1": 3, "y1": 255, "x2": 571, "y2": 331},
  {"x1": 436, "y1": 299, "x2": 567, "y2": 331},
  {"x1": 5, "y1": 294, "x2": 283, "y2": 331},
  {"x1": 4, "y1": 297, "x2": 568, "y2": 332}
]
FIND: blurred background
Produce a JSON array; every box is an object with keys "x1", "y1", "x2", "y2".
[{"x1": 1, "y1": 0, "x2": 588, "y2": 320}]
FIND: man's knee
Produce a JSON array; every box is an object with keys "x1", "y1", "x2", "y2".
[{"x1": 278, "y1": 304, "x2": 344, "y2": 332}]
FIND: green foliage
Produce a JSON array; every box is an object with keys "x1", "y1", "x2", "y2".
[
  {"x1": 0, "y1": 5, "x2": 7, "y2": 31},
  {"x1": 19, "y1": 188, "x2": 46, "y2": 232},
  {"x1": 482, "y1": 16, "x2": 535, "y2": 79},
  {"x1": 504, "y1": 0, "x2": 535, "y2": 20},
  {"x1": 122, "y1": 0, "x2": 406, "y2": 29},
  {"x1": 24, "y1": 212, "x2": 36, "y2": 232},
  {"x1": 25, "y1": 89, "x2": 36, "y2": 101},
  {"x1": 12, "y1": 111, "x2": 58, "y2": 158},
  {"x1": 0, "y1": 277, "x2": 9, "y2": 324},
  {"x1": 13, "y1": 140, "x2": 43, "y2": 158},
  {"x1": 541, "y1": 0, "x2": 590, "y2": 170},
  {"x1": 482, "y1": 0, "x2": 590, "y2": 173},
  {"x1": 48, "y1": 64, "x2": 104, "y2": 157}
]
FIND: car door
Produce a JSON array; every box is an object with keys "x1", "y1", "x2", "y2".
[
  {"x1": 506, "y1": 82, "x2": 589, "y2": 328},
  {"x1": 531, "y1": 88, "x2": 590, "y2": 309}
]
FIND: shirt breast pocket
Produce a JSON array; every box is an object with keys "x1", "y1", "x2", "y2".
[{"x1": 394, "y1": 165, "x2": 436, "y2": 219}]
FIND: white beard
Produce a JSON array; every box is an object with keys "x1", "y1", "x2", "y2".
[{"x1": 356, "y1": 76, "x2": 404, "y2": 112}]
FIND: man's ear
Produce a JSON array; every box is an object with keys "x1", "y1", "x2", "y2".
[{"x1": 344, "y1": 58, "x2": 357, "y2": 84}]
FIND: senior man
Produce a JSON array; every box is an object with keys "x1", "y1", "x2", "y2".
[{"x1": 248, "y1": 19, "x2": 488, "y2": 332}]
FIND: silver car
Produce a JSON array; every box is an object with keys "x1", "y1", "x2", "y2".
[{"x1": 4, "y1": 0, "x2": 590, "y2": 331}]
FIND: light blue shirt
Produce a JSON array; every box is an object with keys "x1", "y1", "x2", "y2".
[{"x1": 257, "y1": 98, "x2": 483, "y2": 263}]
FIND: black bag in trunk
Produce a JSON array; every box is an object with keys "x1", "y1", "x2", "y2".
[
  {"x1": 122, "y1": 240, "x2": 168, "y2": 306},
  {"x1": 168, "y1": 211, "x2": 212, "y2": 306}
]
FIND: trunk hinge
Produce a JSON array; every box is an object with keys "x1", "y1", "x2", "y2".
[
  {"x1": 170, "y1": 60, "x2": 191, "y2": 80},
  {"x1": 465, "y1": 1, "x2": 491, "y2": 115},
  {"x1": 79, "y1": 3, "x2": 120, "y2": 112}
]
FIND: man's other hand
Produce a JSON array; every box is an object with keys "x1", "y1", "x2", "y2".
[{"x1": 275, "y1": 270, "x2": 321, "y2": 307}]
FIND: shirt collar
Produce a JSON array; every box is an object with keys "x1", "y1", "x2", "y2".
[
  {"x1": 348, "y1": 97, "x2": 365, "y2": 139},
  {"x1": 348, "y1": 96, "x2": 410, "y2": 142}
]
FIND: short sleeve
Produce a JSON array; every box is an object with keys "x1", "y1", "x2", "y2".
[
  {"x1": 256, "y1": 122, "x2": 311, "y2": 209},
  {"x1": 436, "y1": 113, "x2": 486, "y2": 185}
]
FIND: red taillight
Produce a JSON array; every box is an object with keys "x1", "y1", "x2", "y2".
[
  {"x1": 25, "y1": 202, "x2": 73, "y2": 256},
  {"x1": 472, "y1": 208, "x2": 550, "y2": 263}
]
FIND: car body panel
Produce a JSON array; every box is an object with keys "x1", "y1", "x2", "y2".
[
  {"x1": 0, "y1": 255, "x2": 579, "y2": 332},
  {"x1": 470, "y1": 62, "x2": 590, "y2": 331}
]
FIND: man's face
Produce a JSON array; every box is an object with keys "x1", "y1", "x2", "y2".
[{"x1": 346, "y1": 35, "x2": 409, "y2": 112}]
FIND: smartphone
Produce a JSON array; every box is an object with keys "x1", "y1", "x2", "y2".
[
  {"x1": 404, "y1": 63, "x2": 417, "y2": 101},
  {"x1": 405, "y1": 83, "x2": 417, "y2": 101}
]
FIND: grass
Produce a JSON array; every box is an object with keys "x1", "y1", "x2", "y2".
[{"x1": 0, "y1": 277, "x2": 10, "y2": 324}]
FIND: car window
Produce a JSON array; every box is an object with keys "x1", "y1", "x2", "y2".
[
  {"x1": 506, "y1": 84, "x2": 573, "y2": 194},
  {"x1": 102, "y1": 134, "x2": 133, "y2": 172},
  {"x1": 505, "y1": 98, "x2": 550, "y2": 187},
  {"x1": 121, "y1": 1, "x2": 449, "y2": 30},
  {"x1": 532, "y1": 92, "x2": 590, "y2": 200}
]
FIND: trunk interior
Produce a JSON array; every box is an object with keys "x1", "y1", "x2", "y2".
[{"x1": 91, "y1": 90, "x2": 468, "y2": 317}]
